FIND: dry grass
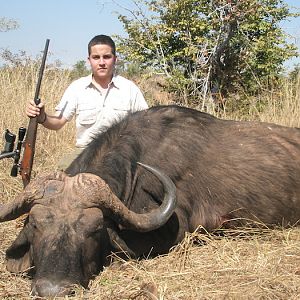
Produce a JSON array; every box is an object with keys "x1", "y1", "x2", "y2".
[
  {"x1": 258, "y1": 76, "x2": 300, "y2": 127},
  {"x1": 1, "y1": 224, "x2": 300, "y2": 299},
  {"x1": 0, "y1": 65, "x2": 300, "y2": 299}
]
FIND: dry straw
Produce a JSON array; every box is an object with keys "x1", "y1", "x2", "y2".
[{"x1": 0, "y1": 65, "x2": 300, "y2": 299}]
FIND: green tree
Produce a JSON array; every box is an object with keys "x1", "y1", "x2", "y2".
[
  {"x1": 1, "y1": 17, "x2": 20, "y2": 68},
  {"x1": 69, "y1": 60, "x2": 89, "y2": 80},
  {"x1": 115, "y1": 0, "x2": 299, "y2": 108},
  {"x1": 0, "y1": 17, "x2": 19, "y2": 32},
  {"x1": 288, "y1": 63, "x2": 300, "y2": 82}
]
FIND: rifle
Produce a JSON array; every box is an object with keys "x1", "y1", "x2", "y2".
[
  {"x1": 20, "y1": 39, "x2": 50, "y2": 187},
  {"x1": 0, "y1": 39, "x2": 50, "y2": 187}
]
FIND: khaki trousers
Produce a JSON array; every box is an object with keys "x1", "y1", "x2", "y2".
[{"x1": 57, "y1": 147, "x2": 84, "y2": 171}]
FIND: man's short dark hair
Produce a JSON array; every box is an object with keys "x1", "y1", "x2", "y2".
[{"x1": 88, "y1": 35, "x2": 116, "y2": 56}]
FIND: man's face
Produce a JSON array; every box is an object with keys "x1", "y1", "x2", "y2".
[{"x1": 88, "y1": 44, "x2": 116, "y2": 83}]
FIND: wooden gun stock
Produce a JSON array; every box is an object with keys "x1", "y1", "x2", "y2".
[
  {"x1": 20, "y1": 117, "x2": 39, "y2": 187},
  {"x1": 20, "y1": 39, "x2": 50, "y2": 187}
]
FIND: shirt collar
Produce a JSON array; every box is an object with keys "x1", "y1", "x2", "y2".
[
  {"x1": 84, "y1": 74, "x2": 94, "y2": 88},
  {"x1": 85, "y1": 73, "x2": 120, "y2": 89},
  {"x1": 110, "y1": 74, "x2": 121, "y2": 89}
]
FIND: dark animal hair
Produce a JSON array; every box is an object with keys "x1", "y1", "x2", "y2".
[
  {"x1": 66, "y1": 105, "x2": 216, "y2": 209},
  {"x1": 67, "y1": 104, "x2": 300, "y2": 232}
]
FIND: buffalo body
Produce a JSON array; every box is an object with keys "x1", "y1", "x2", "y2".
[{"x1": 2, "y1": 105, "x2": 300, "y2": 296}]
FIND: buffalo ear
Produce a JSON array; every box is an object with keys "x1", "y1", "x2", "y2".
[
  {"x1": 107, "y1": 227, "x2": 136, "y2": 258},
  {"x1": 5, "y1": 227, "x2": 33, "y2": 273}
]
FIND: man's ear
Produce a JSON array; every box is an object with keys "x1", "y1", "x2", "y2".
[{"x1": 5, "y1": 227, "x2": 33, "y2": 273}]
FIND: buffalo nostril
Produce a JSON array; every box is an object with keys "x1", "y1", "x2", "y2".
[{"x1": 31, "y1": 278, "x2": 76, "y2": 297}]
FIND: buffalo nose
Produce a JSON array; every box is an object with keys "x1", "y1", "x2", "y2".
[{"x1": 31, "y1": 278, "x2": 75, "y2": 297}]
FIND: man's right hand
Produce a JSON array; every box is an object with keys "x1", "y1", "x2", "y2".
[{"x1": 26, "y1": 100, "x2": 46, "y2": 120}]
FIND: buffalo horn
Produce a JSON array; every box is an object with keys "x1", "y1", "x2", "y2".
[
  {"x1": 86, "y1": 162, "x2": 177, "y2": 232},
  {"x1": 0, "y1": 172, "x2": 66, "y2": 222}
]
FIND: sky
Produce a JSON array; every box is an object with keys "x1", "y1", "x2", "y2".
[{"x1": 1, "y1": 0, "x2": 300, "y2": 69}]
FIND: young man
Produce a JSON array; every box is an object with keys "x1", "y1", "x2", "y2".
[{"x1": 26, "y1": 35, "x2": 148, "y2": 168}]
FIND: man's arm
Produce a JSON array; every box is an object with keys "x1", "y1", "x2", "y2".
[{"x1": 26, "y1": 100, "x2": 68, "y2": 130}]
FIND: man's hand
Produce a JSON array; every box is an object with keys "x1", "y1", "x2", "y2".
[{"x1": 26, "y1": 100, "x2": 46, "y2": 123}]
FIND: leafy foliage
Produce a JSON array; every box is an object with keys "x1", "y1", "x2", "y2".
[
  {"x1": 115, "y1": 0, "x2": 299, "y2": 108},
  {"x1": 69, "y1": 60, "x2": 90, "y2": 80},
  {"x1": 0, "y1": 17, "x2": 19, "y2": 32}
]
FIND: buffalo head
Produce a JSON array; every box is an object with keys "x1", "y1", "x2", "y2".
[{"x1": 0, "y1": 163, "x2": 176, "y2": 297}]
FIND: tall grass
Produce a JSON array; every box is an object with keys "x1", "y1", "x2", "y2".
[
  {"x1": 219, "y1": 75, "x2": 300, "y2": 126},
  {"x1": 0, "y1": 64, "x2": 300, "y2": 299},
  {"x1": 258, "y1": 76, "x2": 300, "y2": 127},
  {"x1": 0, "y1": 63, "x2": 299, "y2": 202},
  {"x1": 0, "y1": 64, "x2": 75, "y2": 185}
]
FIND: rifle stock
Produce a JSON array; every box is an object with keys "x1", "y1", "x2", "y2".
[
  {"x1": 20, "y1": 39, "x2": 50, "y2": 187},
  {"x1": 20, "y1": 118, "x2": 39, "y2": 186}
]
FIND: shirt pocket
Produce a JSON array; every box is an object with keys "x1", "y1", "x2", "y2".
[
  {"x1": 109, "y1": 100, "x2": 131, "y2": 115},
  {"x1": 77, "y1": 104, "x2": 97, "y2": 125},
  {"x1": 111, "y1": 106, "x2": 129, "y2": 121}
]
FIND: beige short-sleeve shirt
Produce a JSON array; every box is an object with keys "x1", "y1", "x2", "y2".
[{"x1": 55, "y1": 74, "x2": 148, "y2": 147}]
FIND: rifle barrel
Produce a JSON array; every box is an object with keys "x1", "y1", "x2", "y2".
[
  {"x1": 34, "y1": 39, "x2": 50, "y2": 104},
  {"x1": 20, "y1": 39, "x2": 50, "y2": 187}
]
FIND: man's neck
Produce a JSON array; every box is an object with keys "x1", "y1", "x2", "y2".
[{"x1": 92, "y1": 75, "x2": 113, "y2": 89}]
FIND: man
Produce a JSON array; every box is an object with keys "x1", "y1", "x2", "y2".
[{"x1": 26, "y1": 35, "x2": 148, "y2": 168}]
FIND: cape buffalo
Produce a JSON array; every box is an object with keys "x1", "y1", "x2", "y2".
[{"x1": 1, "y1": 105, "x2": 300, "y2": 297}]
